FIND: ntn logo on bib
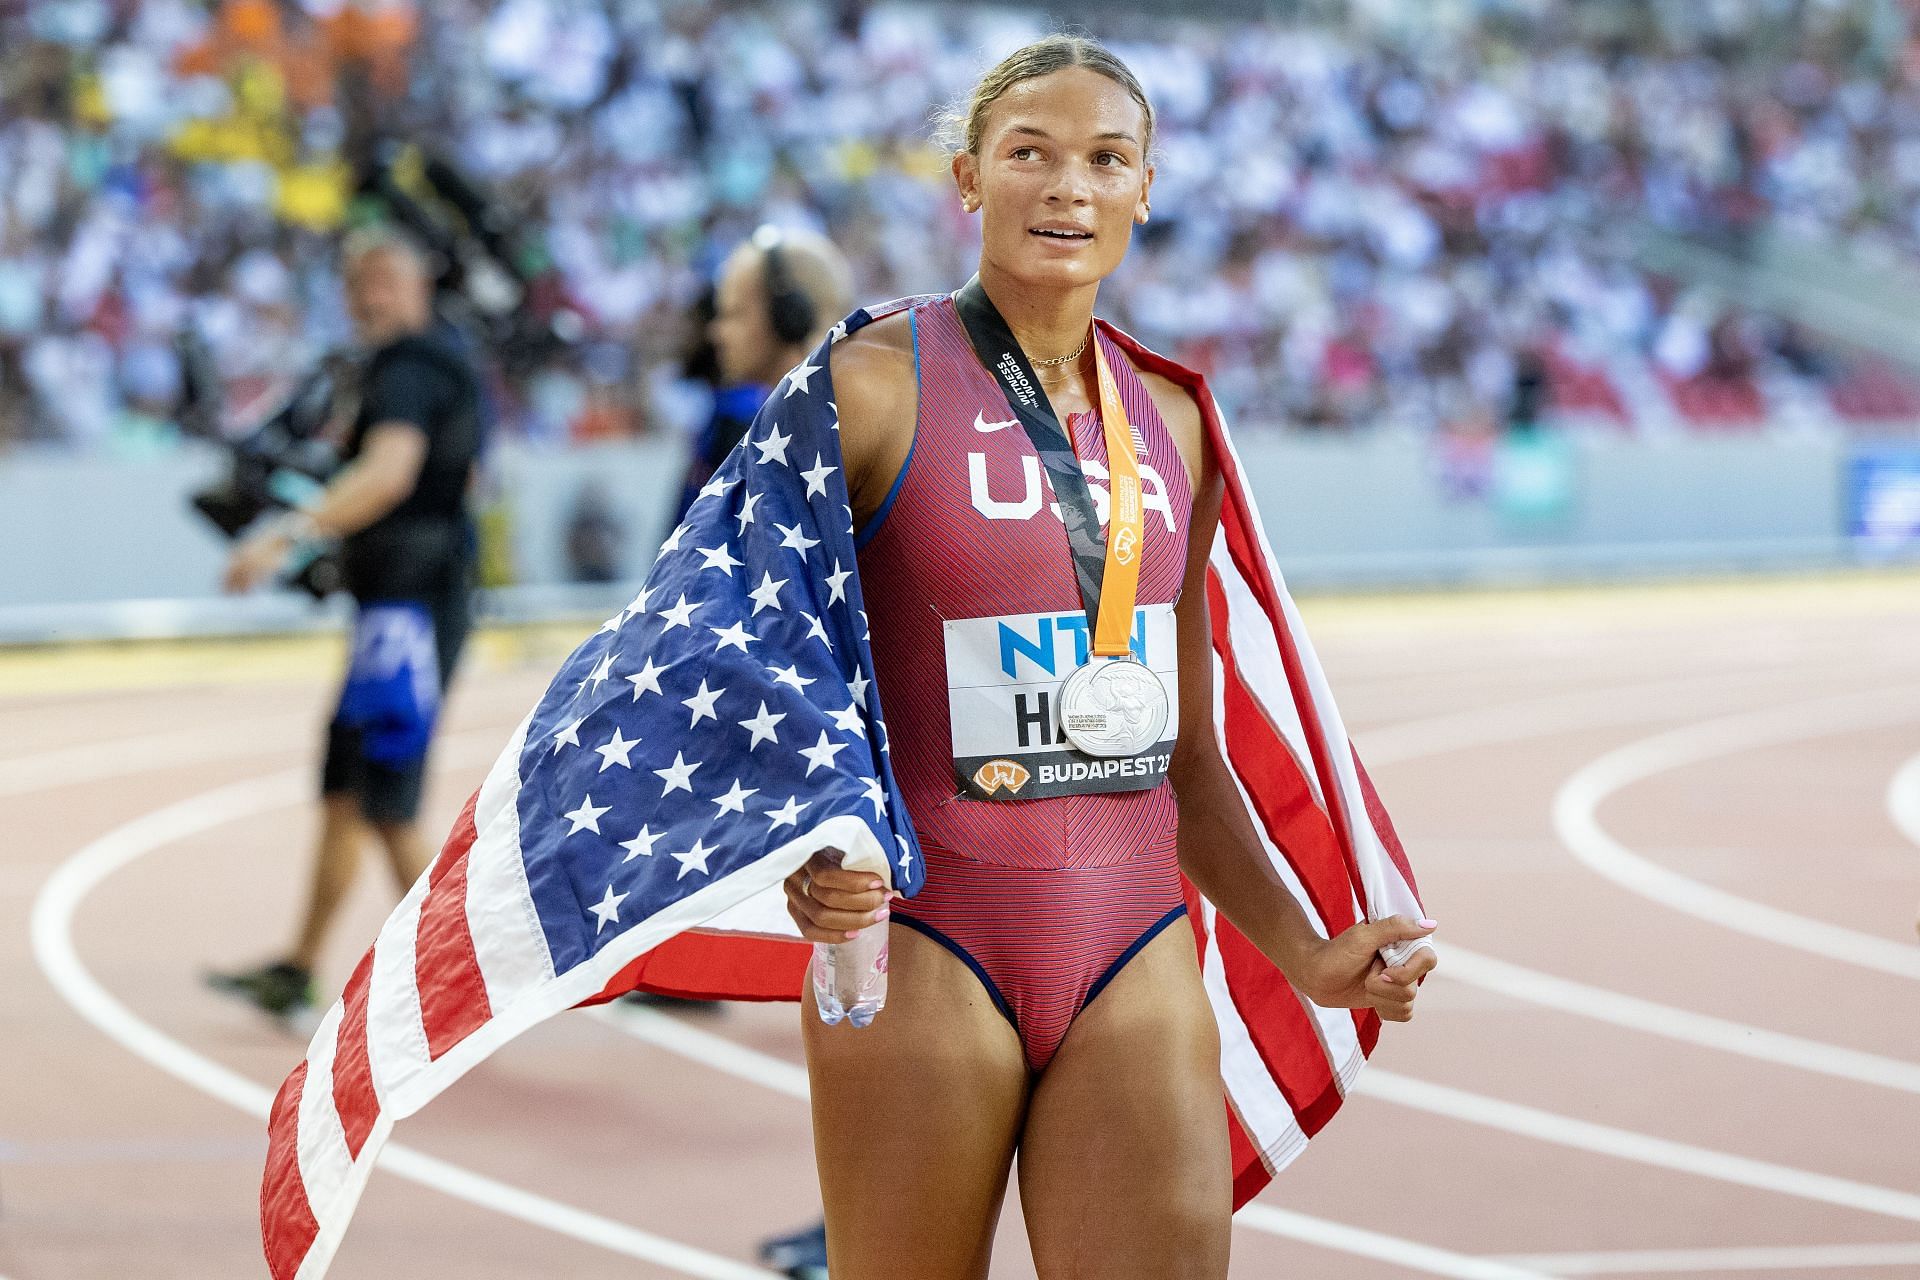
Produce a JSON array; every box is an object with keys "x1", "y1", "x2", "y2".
[{"x1": 943, "y1": 604, "x2": 1178, "y2": 801}]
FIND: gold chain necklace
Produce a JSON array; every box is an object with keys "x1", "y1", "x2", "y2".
[{"x1": 1031, "y1": 329, "x2": 1090, "y2": 368}]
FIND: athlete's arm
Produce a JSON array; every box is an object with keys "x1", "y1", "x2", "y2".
[
  {"x1": 781, "y1": 315, "x2": 916, "y2": 942},
  {"x1": 1158, "y1": 388, "x2": 1434, "y2": 1020},
  {"x1": 826, "y1": 313, "x2": 917, "y2": 529}
]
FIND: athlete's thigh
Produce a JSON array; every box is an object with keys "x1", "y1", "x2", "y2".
[
  {"x1": 1017, "y1": 917, "x2": 1230, "y2": 1280},
  {"x1": 802, "y1": 919, "x2": 1030, "y2": 1280}
]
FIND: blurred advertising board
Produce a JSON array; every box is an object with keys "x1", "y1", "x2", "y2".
[{"x1": 1848, "y1": 445, "x2": 1920, "y2": 555}]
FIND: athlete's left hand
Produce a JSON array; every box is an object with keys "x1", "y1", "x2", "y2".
[
  {"x1": 223, "y1": 529, "x2": 291, "y2": 593},
  {"x1": 1294, "y1": 916, "x2": 1437, "y2": 1022}
]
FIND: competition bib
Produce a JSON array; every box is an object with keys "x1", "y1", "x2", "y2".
[{"x1": 944, "y1": 603, "x2": 1178, "y2": 801}]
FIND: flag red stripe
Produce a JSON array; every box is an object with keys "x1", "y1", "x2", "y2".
[
  {"x1": 1207, "y1": 572, "x2": 1358, "y2": 935},
  {"x1": 1356, "y1": 1006, "x2": 1381, "y2": 1055},
  {"x1": 416, "y1": 796, "x2": 492, "y2": 1059},
  {"x1": 262, "y1": 1062, "x2": 320, "y2": 1280},
  {"x1": 592, "y1": 930, "x2": 808, "y2": 1004},
  {"x1": 1227, "y1": 1105, "x2": 1272, "y2": 1208},
  {"x1": 1216, "y1": 921, "x2": 1343, "y2": 1137},
  {"x1": 329, "y1": 952, "x2": 379, "y2": 1160}
]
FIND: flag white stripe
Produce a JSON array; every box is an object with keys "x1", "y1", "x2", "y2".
[
  {"x1": 292, "y1": 1004, "x2": 351, "y2": 1222},
  {"x1": 466, "y1": 716, "x2": 555, "y2": 1007},
  {"x1": 365, "y1": 873, "x2": 433, "y2": 1104}
]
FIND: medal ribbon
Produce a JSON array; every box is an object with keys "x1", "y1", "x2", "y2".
[{"x1": 953, "y1": 276, "x2": 1144, "y2": 659}]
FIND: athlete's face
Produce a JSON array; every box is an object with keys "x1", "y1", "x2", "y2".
[{"x1": 954, "y1": 67, "x2": 1154, "y2": 293}]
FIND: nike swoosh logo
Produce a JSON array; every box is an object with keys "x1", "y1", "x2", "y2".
[{"x1": 973, "y1": 411, "x2": 1019, "y2": 434}]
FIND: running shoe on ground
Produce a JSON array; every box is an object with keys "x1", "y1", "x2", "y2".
[
  {"x1": 205, "y1": 960, "x2": 314, "y2": 1023},
  {"x1": 758, "y1": 1218, "x2": 828, "y2": 1280}
]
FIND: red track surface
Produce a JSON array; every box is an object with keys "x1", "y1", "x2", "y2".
[{"x1": 4, "y1": 574, "x2": 1918, "y2": 1279}]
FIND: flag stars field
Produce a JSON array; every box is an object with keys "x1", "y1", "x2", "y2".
[
  {"x1": 766, "y1": 795, "x2": 808, "y2": 830},
  {"x1": 748, "y1": 572, "x2": 787, "y2": 615},
  {"x1": 798, "y1": 731, "x2": 848, "y2": 776},
  {"x1": 775, "y1": 522, "x2": 819, "y2": 555},
  {"x1": 710, "y1": 780, "x2": 758, "y2": 816},
  {"x1": 801, "y1": 455, "x2": 837, "y2": 499},
  {"x1": 682, "y1": 680, "x2": 724, "y2": 726},
  {"x1": 653, "y1": 751, "x2": 701, "y2": 796},
  {"x1": 801, "y1": 612, "x2": 832, "y2": 652},
  {"x1": 770, "y1": 664, "x2": 814, "y2": 693},
  {"x1": 593, "y1": 728, "x2": 640, "y2": 772},
  {"x1": 824, "y1": 561, "x2": 851, "y2": 605},
  {"x1": 782, "y1": 359, "x2": 819, "y2": 397},
  {"x1": 619, "y1": 825, "x2": 661, "y2": 862},
  {"x1": 671, "y1": 838, "x2": 717, "y2": 879},
  {"x1": 754, "y1": 424, "x2": 791, "y2": 466},
  {"x1": 696, "y1": 544, "x2": 743, "y2": 576},
  {"x1": 588, "y1": 885, "x2": 628, "y2": 934},
  {"x1": 625, "y1": 657, "x2": 664, "y2": 700},
  {"x1": 658, "y1": 594, "x2": 699, "y2": 631},
  {"x1": 711, "y1": 621, "x2": 755, "y2": 653},
  {"x1": 563, "y1": 795, "x2": 611, "y2": 836}
]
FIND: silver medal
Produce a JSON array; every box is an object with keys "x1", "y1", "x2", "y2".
[{"x1": 1057, "y1": 655, "x2": 1170, "y2": 758}]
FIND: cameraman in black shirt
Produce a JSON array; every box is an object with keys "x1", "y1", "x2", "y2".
[{"x1": 211, "y1": 228, "x2": 481, "y2": 1022}]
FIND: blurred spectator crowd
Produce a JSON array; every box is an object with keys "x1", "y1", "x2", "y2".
[{"x1": 6, "y1": 0, "x2": 1920, "y2": 455}]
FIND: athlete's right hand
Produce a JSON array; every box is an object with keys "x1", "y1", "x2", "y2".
[{"x1": 783, "y1": 850, "x2": 891, "y2": 943}]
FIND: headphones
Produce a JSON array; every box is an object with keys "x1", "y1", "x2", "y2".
[{"x1": 751, "y1": 223, "x2": 817, "y2": 346}]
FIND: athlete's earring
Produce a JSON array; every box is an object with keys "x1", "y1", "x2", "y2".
[{"x1": 963, "y1": 195, "x2": 979, "y2": 213}]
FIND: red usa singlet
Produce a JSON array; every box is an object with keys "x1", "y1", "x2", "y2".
[{"x1": 855, "y1": 294, "x2": 1195, "y2": 1069}]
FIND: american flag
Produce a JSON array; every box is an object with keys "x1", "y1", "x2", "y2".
[{"x1": 260, "y1": 303, "x2": 1428, "y2": 1277}]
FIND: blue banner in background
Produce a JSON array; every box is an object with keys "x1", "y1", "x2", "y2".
[{"x1": 1847, "y1": 445, "x2": 1920, "y2": 555}]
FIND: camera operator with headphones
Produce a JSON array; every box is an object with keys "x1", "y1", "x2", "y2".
[
  {"x1": 675, "y1": 224, "x2": 854, "y2": 523},
  {"x1": 210, "y1": 225, "x2": 484, "y2": 1022}
]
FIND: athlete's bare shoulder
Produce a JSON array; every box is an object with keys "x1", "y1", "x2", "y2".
[
  {"x1": 828, "y1": 309, "x2": 917, "y2": 520},
  {"x1": 1135, "y1": 366, "x2": 1208, "y2": 495}
]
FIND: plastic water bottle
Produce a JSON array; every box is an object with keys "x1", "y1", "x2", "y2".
[{"x1": 811, "y1": 912, "x2": 889, "y2": 1027}]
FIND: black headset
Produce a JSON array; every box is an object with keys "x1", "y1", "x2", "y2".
[{"x1": 751, "y1": 223, "x2": 817, "y2": 346}]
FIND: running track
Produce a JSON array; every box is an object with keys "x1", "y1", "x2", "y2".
[{"x1": 3, "y1": 572, "x2": 1917, "y2": 1278}]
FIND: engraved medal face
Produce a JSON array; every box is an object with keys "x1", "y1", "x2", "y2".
[{"x1": 1057, "y1": 656, "x2": 1171, "y2": 759}]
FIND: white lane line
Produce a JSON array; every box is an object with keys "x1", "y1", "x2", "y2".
[
  {"x1": 0, "y1": 717, "x2": 292, "y2": 798},
  {"x1": 1494, "y1": 1240, "x2": 1920, "y2": 1274},
  {"x1": 1890, "y1": 752, "x2": 1920, "y2": 850},
  {"x1": 28, "y1": 750, "x2": 775, "y2": 1280},
  {"x1": 1443, "y1": 946, "x2": 1920, "y2": 1095},
  {"x1": 0, "y1": 682, "x2": 538, "y2": 799},
  {"x1": 592, "y1": 1004, "x2": 1554, "y2": 1280},
  {"x1": 1360, "y1": 1071, "x2": 1920, "y2": 1223},
  {"x1": 1360, "y1": 668, "x2": 1792, "y2": 767},
  {"x1": 1235, "y1": 1206, "x2": 1552, "y2": 1280},
  {"x1": 1552, "y1": 687, "x2": 1920, "y2": 979}
]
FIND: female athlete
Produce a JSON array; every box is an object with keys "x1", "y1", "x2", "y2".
[{"x1": 782, "y1": 36, "x2": 1438, "y2": 1279}]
